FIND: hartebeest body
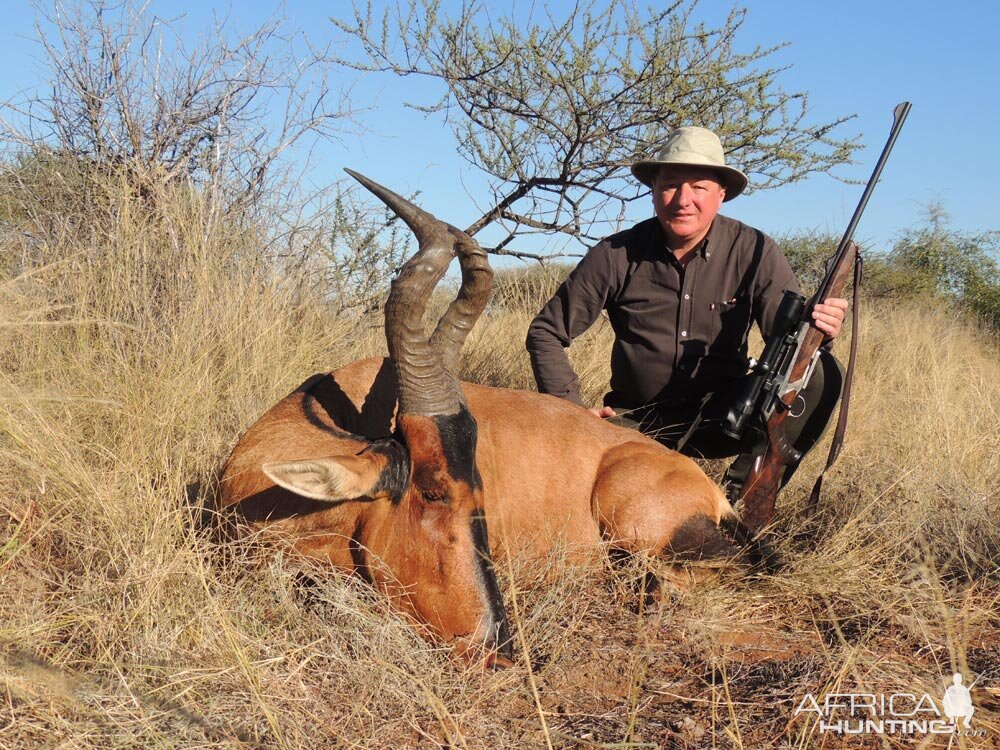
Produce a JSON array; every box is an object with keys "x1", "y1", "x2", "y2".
[{"x1": 218, "y1": 172, "x2": 740, "y2": 663}]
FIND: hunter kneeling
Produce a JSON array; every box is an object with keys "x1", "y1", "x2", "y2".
[{"x1": 526, "y1": 126, "x2": 848, "y2": 525}]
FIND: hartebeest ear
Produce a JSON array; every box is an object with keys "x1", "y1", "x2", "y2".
[{"x1": 262, "y1": 454, "x2": 383, "y2": 502}]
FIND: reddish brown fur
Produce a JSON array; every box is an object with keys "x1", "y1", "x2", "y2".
[
  {"x1": 229, "y1": 170, "x2": 735, "y2": 661},
  {"x1": 220, "y1": 356, "x2": 735, "y2": 650}
]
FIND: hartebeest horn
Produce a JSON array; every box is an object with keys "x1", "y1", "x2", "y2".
[
  {"x1": 345, "y1": 169, "x2": 492, "y2": 416},
  {"x1": 429, "y1": 233, "x2": 491, "y2": 377}
]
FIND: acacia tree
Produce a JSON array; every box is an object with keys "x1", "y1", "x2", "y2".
[
  {"x1": 333, "y1": 0, "x2": 859, "y2": 260},
  {"x1": 0, "y1": 1, "x2": 418, "y2": 310}
]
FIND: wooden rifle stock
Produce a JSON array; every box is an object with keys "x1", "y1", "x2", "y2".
[
  {"x1": 734, "y1": 101, "x2": 910, "y2": 534},
  {"x1": 738, "y1": 242, "x2": 859, "y2": 532}
]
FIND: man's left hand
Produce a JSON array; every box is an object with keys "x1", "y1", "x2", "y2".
[{"x1": 812, "y1": 297, "x2": 849, "y2": 338}]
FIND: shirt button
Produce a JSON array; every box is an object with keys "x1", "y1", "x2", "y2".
[
  {"x1": 684, "y1": 294, "x2": 690, "y2": 300},
  {"x1": 681, "y1": 330, "x2": 687, "y2": 337},
  {"x1": 705, "y1": 251, "x2": 711, "y2": 258}
]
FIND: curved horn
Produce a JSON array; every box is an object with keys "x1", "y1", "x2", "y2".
[
  {"x1": 430, "y1": 234, "x2": 492, "y2": 377},
  {"x1": 346, "y1": 169, "x2": 491, "y2": 415}
]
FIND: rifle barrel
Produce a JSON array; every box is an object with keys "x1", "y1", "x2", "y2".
[{"x1": 816, "y1": 102, "x2": 911, "y2": 304}]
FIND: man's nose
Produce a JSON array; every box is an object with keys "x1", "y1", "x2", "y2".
[{"x1": 671, "y1": 183, "x2": 692, "y2": 206}]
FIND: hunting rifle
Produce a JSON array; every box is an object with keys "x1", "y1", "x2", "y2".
[{"x1": 724, "y1": 102, "x2": 912, "y2": 533}]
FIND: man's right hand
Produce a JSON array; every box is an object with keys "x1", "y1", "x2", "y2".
[{"x1": 589, "y1": 406, "x2": 617, "y2": 419}]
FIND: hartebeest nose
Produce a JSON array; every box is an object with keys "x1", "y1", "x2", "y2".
[{"x1": 481, "y1": 601, "x2": 513, "y2": 664}]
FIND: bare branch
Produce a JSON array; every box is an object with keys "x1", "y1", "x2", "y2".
[
  {"x1": 2, "y1": 0, "x2": 357, "y2": 229},
  {"x1": 332, "y1": 0, "x2": 860, "y2": 258}
]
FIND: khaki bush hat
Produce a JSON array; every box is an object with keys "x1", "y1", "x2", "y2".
[{"x1": 631, "y1": 126, "x2": 748, "y2": 201}]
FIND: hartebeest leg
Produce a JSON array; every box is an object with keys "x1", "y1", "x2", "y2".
[{"x1": 592, "y1": 443, "x2": 736, "y2": 555}]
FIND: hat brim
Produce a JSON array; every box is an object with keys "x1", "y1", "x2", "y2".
[{"x1": 631, "y1": 161, "x2": 748, "y2": 202}]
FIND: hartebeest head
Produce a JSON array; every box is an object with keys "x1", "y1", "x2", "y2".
[{"x1": 260, "y1": 171, "x2": 511, "y2": 663}]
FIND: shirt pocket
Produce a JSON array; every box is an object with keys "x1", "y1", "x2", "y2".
[
  {"x1": 706, "y1": 293, "x2": 752, "y2": 358},
  {"x1": 616, "y1": 265, "x2": 679, "y2": 320}
]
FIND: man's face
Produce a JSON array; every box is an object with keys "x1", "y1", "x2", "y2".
[{"x1": 652, "y1": 165, "x2": 726, "y2": 247}]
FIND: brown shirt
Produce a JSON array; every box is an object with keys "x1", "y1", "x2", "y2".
[{"x1": 526, "y1": 215, "x2": 800, "y2": 407}]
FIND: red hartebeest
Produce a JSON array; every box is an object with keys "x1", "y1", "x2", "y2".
[{"x1": 218, "y1": 171, "x2": 744, "y2": 664}]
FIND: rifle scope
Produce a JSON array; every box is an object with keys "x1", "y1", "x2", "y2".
[{"x1": 724, "y1": 289, "x2": 805, "y2": 440}]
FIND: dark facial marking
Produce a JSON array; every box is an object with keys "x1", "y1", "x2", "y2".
[
  {"x1": 365, "y1": 438, "x2": 410, "y2": 504},
  {"x1": 432, "y1": 405, "x2": 482, "y2": 489},
  {"x1": 470, "y1": 508, "x2": 512, "y2": 658}
]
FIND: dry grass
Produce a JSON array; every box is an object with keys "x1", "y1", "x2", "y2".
[{"x1": 1, "y1": 183, "x2": 998, "y2": 749}]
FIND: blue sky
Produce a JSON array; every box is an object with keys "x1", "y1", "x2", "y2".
[{"x1": 0, "y1": 1, "x2": 995, "y2": 263}]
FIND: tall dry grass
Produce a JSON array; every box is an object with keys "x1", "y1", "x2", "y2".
[{"x1": 1, "y1": 178, "x2": 998, "y2": 748}]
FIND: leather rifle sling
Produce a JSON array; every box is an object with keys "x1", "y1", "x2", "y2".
[{"x1": 808, "y1": 253, "x2": 863, "y2": 510}]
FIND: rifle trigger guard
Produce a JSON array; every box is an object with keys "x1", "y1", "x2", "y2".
[{"x1": 789, "y1": 394, "x2": 806, "y2": 418}]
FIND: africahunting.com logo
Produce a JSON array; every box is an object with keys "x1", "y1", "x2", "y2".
[{"x1": 794, "y1": 673, "x2": 986, "y2": 738}]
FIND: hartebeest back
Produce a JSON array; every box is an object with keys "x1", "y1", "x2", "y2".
[{"x1": 219, "y1": 172, "x2": 741, "y2": 664}]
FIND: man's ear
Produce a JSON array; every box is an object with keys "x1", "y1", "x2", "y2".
[{"x1": 262, "y1": 454, "x2": 385, "y2": 502}]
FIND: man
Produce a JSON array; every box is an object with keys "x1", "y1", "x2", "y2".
[{"x1": 526, "y1": 126, "x2": 848, "y2": 496}]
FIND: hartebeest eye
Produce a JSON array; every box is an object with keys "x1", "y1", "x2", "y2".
[{"x1": 420, "y1": 487, "x2": 448, "y2": 503}]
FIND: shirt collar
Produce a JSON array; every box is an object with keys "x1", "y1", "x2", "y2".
[{"x1": 655, "y1": 219, "x2": 716, "y2": 262}]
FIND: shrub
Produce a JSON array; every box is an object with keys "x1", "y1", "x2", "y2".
[
  {"x1": 866, "y1": 206, "x2": 1000, "y2": 330},
  {"x1": 776, "y1": 210, "x2": 1000, "y2": 333}
]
